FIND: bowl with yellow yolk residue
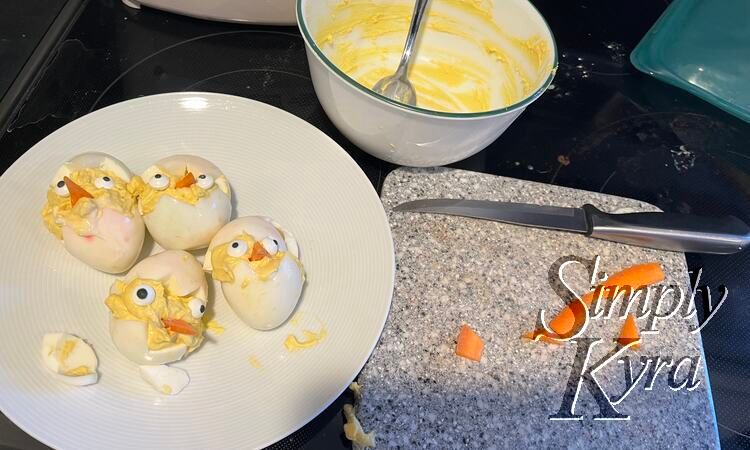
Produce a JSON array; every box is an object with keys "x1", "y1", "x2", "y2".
[{"x1": 297, "y1": 0, "x2": 557, "y2": 166}]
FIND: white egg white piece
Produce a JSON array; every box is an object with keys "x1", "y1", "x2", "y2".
[
  {"x1": 205, "y1": 216, "x2": 305, "y2": 330},
  {"x1": 108, "y1": 250, "x2": 208, "y2": 365},
  {"x1": 41, "y1": 333, "x2": 98, "y2": 386},
  {"x1": 44, "y1": 153, "x2": 145, "y2": 273},
  {"x1": 52, "y1": 153, "x2": 132, "y2": 184},
  {"x1": 139, "y1": 365, "x2": 190, "y2": 395},
  {"x1": 139, "y1": 155, "x2": 231, "y2": 250}
]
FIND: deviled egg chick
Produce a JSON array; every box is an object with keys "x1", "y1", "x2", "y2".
[
  {"x1": 104, "y1": 250, "x2": 208, "y2": 365},
  {"x1": 41, "y1": 153, "x2": 145, "y2": 273},
  {"x1": 204, "y1": 216, "x2": 305, "y2": 330},
  {"x1": 131, "y1": 155, "x2": 231, "y2": 250}
]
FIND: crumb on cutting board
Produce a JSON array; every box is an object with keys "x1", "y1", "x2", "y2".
[
  {"x1": 343, "y1": 382, "x2": 375, "y2": 449},
  {"x1": 343, "y1": 404, "x2": 375, "y2": 449}
]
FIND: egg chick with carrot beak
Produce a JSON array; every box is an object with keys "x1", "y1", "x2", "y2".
[
  {"x1": 41, "y1": 153, "x2": 145, "y2": 273},
  {"x1": 105, "y1": 250, "x2": 208, "y2": 366},
  {"x1": 131, "y1": 155, "x2": 231, "y2": 250},
  {"x1": 205, "y1": 216, "x2": 305, "y2": 330}
]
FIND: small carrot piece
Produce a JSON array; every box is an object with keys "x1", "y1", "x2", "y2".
[
  {"x1": 600, "y1": 263, "x2": 665, "y2": 292},
  {"x1": 617, "y1": 314, "x2": 641, "y2": 350},
  {"x1": 456, "y1": 325, "x2": 484, "y2": 362},
  {"x1": 64, "y1": 176, "x2": 93, "y2": 206},
  {"x1": 249, "y1": 241, "x2": 270, "y2": 261},
  {"x1": 162, "y1": 318, "x2": 197, "y2": 336},
  {"x1": 175, "y1": 172, "x2": 196, "y2": 188},
  {"x1": 525, "y1": 262, "x2": 664, "y2": 342}
]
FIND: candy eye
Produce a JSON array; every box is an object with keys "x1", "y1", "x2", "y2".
[
  {"x1": 261, "y1": 238, "x2": 279, "y2": 256},
  {"x1": 148, "y1": 173, "x2": 169, "y2": 190},
  {"x1": 196, "y1": 174, "x2": 214, "y2": 189},
  {"x1": 188, "y1": 298, "x2": 207, "y2": 318},
  {"x1": 227, "y1": 240, "x2": 248, "y2": 257},
  {"x1": 54, "y1": 180, "x2": 69, "y2": 197},
  {"x1": 95, "y1": 176, "x2": 114, "y2": 189},
  {"x1": 132, "y1": 284, "x2": 156, "y2": 306}
]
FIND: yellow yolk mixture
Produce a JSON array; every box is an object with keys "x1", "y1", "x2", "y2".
[
  {"x1": 205, "y1": 319, "x2": 225, "y2": 335},
  {"x1": 315, "y1": 0, "x2": 553, "y2": 113},
  {"x1": 129, "y1": 169, "x2": 227, "y2": 215},
  {"x1": 210, "y1": 232, "x2": 297, "y2": 283},
  {"x1": 284, "y1": 312, "x2": 327, "y2": 352},
  {"x1": 105, "y1": 278, "x2": 206, "y2": 352},
  {"x1": 248, "y1": 356, "x2": 262, "y2": 369},
  {"x1": 284, "y1": 328, "x2": 328, "y2": 352},
  {"x1": 41, "y1": 168, "x2": 138, "y2": 239}
]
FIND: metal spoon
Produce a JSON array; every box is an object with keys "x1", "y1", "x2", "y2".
[{"x1": 371, "y1": 0, "x2": 431, "y2": 106}]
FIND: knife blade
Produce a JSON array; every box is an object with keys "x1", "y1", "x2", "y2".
[{"x1": 393, "y1": 199, "x2": 750, "y2": 255}]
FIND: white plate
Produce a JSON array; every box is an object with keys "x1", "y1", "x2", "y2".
[{"x1": 0, "y1": 93, "x2": 394, "y2": 449}]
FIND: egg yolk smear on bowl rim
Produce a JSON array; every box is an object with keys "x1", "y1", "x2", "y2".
[{"x1": 315, "y1": 0, "x2": 553, "y2": 113}]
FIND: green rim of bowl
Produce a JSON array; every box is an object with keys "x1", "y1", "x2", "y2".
[{"x1": 296, "y1": 0, "x2": 559, "y2": 119}]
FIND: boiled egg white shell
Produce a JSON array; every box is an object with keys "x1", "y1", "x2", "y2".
[
  {"x1": 41, "y1": 333, "x2": 98, "y2": 386},
  {"x1": 52, "y1": 152, "x2": 132, "y2": 183},
  {"x1": 62, "y1": 207, "x2": 145, "y2": 274},
  {"x1": 143, "y1": 189, "x2": 231, "y2": 250},
  {"x1": 140, "y1": 155, "x2": 231, "y2": 251},
  {"x1": 51, "y1": 153, "x2": 145, "y2": 273},
  {"x1": 204, "y1": 216, "x2": 304, "y2": 330},
  {"x1": 221, "y1": 256, "x2": 304, "y2": 330}
]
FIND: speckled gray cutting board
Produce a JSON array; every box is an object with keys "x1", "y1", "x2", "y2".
[{"x1": 358, "y1": 167, "x2": 718, "y2": 449}]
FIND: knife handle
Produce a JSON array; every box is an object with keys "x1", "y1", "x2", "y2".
[{"x1": 582, "y1": 204, "x2": 750, "y2": 254}]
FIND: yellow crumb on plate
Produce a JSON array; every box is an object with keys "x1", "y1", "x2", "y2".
[
  {"x1": 284, "y1": 328, "x2": 327, "y2": 352},
  {"x1": 204, "y1": 319, "x2": 225, "y2": 335},
  {"x1": 248, "y1": 356, "x2": 262, "y2": 369}
]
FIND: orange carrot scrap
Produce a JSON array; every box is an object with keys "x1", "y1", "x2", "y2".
[
  {"x1": 600, "y1": 263, "x2": 665, "y2": 293},
  {"x1": 162, "y1": 318, "x2": 197, "y2": 336},
  {"x1": 175, "y1": 172, "x2": 196, "y2": 188},
  {"x1": 456, "y1": 325, "x2": 484, "y2": 362},
  {"x1": 617, "y1": 314, "x2": 641, "y2": 350},
  {"x1": 249, "y1": 241, "x2": 270, "y2": 261},
  {"x1": 64, "y1": 176, "x2": 93, "y2": 206},
  {"x1": 525, "y1": 262, "x2": 664, "y2": 343}
]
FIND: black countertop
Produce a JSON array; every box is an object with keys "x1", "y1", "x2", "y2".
[
  {"x1": 0, "y1": 0, "x2": 67, "y2": 99},
  {"x1": 1, "y1": 0, "x2": 749, "y2": 448}
]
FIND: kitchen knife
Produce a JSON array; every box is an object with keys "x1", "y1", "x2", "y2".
[{"x1": 393, "y1": 199, "x2": 750, "y2": 254}]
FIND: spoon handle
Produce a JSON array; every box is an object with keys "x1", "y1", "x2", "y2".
[{"x1": 395, "y1": 0, "x2": 431, "y2": 77}]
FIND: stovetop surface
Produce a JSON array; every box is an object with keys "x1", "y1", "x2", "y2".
[{"x1": 1, "y1": 0, "x2": 750, "y2": 448}]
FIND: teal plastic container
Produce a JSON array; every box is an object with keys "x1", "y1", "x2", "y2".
[{"x1": 631, "y1": 0, "x2": 750, "y2": 122}]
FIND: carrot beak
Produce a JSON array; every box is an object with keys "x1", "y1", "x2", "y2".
[
  {"x1": 162, "y1": 318, "x2": 197, "y2": 336},
  {"x1": 175, "y1": 172, "x2": 196, "y2": 189},
  {"x1": 64, "y1": 176, "x2": 93, "y2": 206},
  {"x1": 249, "y1": 241, "x2": 270, "y2": 262}
]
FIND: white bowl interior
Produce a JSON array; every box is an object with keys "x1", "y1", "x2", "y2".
[{"x1": 300, "y1": 0, "x2": 556, "y2": 115}]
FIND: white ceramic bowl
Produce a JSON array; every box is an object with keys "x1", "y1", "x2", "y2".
[
  {"x1": 122, "y1": 0, "x2": 296, "y2": 24},
  {"x1": 297, "y1": 0, "x2": 557, "y2": 167}
]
